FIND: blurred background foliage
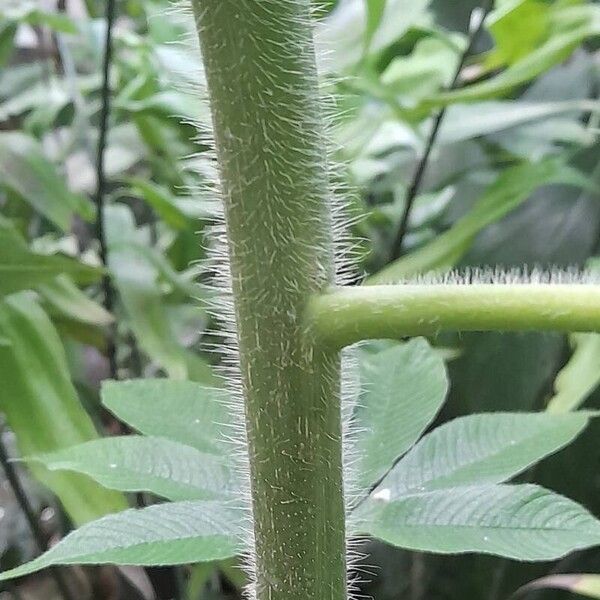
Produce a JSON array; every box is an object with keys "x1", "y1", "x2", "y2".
[{"x1": 0, "y1": 0, "x2": 599, "y2": 599}]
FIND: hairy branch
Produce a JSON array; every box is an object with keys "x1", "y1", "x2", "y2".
[{"x1": 307, "y1": 284, "x2": 600, "y2": 349}]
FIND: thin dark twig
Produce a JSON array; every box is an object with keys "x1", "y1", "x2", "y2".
[
  {"x1": 0, "y1": 429, "x2": 74, "y2": 600},
  {"x1": 94, "y1": 0, "x2": 119, "y2": 379},
  {"x1": 388, "y1": 0, "x2": 495, "y2": 262}
]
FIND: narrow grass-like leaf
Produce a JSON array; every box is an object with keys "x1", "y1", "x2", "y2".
[
  {"x1": 0, "y1": 501, "x2": 244, "y2": 580},
  {"x1": 105, "y1": 205, "x2": 214, "y2": 381},
  {"x1": 0, "y1": 293, "x2": 127, "y2": 524},
  {"x1": 515, "y1": 574, "x2": 600, "y2": 599},
  {"x1": 30, "y1": 436, "x2": 238, "y2": 501},
  {"x1": 358, "y1": 484, "x2": 600, "y2": 560},
  {"x1": 0, "y1": 132, "x2": 95, "y2": 230},
  {"x1": 355, "y1": 338, "x2": 448, "y2": 488},
  {"x1": 102, "y1": 379, "x2": 229, "y2": 454},
  {"x1": 363, "y1": 0, "x2": 387, "y2": 53},
  {"x1": 38, "y1": 274, "x2": 113, "y2": 326},
  {"x1": 547, "y1": 334, "x2": 600, "y2": 413},
  {"x1": 0, "y1": 221, "x2": 101, "y2": 297},
  {"x1": 371, "y1": 412, "x2": 589, "y2": 499},
  {"x1": 369, "y1": 159, "x2": 594, "y2": 282},
  {"x1": 428, "y1": 13, "x2": 600, "y2": 106}
]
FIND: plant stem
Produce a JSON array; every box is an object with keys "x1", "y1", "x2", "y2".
[
  {"x1": 95, "y1": 0, "x2": 118, "y2": 379},
  {"x1": 307, "y1": 284, "x2": 600, "y2": 349},
  {"x1": 388, "y1": 0, "x2": 494, "y2": 261},
  {"x1": 191, "y1": 3, "x2": 346, "y2": 600},
  {"x1": 0, "y1": 429, "x2": 74, "y2": 600}
]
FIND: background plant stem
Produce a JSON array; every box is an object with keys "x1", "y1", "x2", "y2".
[
  {"x1": 94, "y1": 0, "x2": 118, "y2": 379},
  {"x1": 191, "y1": 2, "x2": 347, "y2": 600},
  {"x1": 0, "y1": 429, "x2": 74, "y2": 600},
  {"x1": 388, "y1": 0, "x2": 494, "y2": 261}
]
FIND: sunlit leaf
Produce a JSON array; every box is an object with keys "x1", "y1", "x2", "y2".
[
  {"x1": 485, "y1": 0, "x2": 551, "y2": 68},
  {"x1": 429, "y1": 6, "x2": 600, "y2": 106},
  {"x1": 316, "y1": 0, "x2": 431, "y2": 72}
]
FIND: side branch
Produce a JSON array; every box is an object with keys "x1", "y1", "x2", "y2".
[{"x1": 307, "y1": 284, "x2": 600, "y2": 349}]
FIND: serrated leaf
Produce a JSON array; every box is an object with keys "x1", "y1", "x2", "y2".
[
  {"x1": 357, "y1": 484, "x2": 600, "y2": 560},
  {"x1": 371, "y1": 412, "x2": 589, "y2": 499},
  {"x1": 354, "y1": 339, "x2": 448, "y2": 489},
  {"x1": 102, "y1": 379, "x2": 229, "y2": 454},
  {"x1": 0, "y1": 293, "x2": 127, "y2": 524},
  {"x1": 30, "y1": 436, "x2": 238, "y2": 502},
  {"x1": 0, "y1": 501, "x2": 244, "y2": 580}
]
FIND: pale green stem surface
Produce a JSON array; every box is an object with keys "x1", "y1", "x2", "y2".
[
  {"x1": 191, "y1": 2, "x2": 346, "y2": 600},
  {"x1": 307, "y1": 285, "x2": 600, "y2": 349}
]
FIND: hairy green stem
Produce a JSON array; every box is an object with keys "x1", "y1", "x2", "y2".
[
  {"x1": 307, "y1": 284, "x2": 600, "y2": 349},
  {"x1": 192, "y1": 3, "x2": 346, "y2": 600}
]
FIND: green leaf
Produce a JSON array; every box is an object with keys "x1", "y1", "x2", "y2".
[
  {"x1": 428, "y1": 7, "x2": 600, "y2": 106},
  {"x1": 38, "y1": 274, "x2": 113, "y2": 326},
  {"x1": 30, "y1": 436, "x2": 238, "y2": 502},
  {"x1": 485, "y1": 0, "x2": 551, "y2": 68},
  {"x1": 3, "y1": 2, "x2": 78, "y2": 33},
  {"x1": 357, "y1": 484, "x2": 600, "y2": 560},
  {"x1": 0, "y1": 132, "x2": 95, "y2": 230},
  {"x1": 0, "y1": 293, "x2": 127, "y2": 524},
  {"x1": 125, "y1": 178, "x2": 189, "y2": 230},
  {"x1": 0, "y1": 21, "x2": 17, "y2": 66},
  {"x1": 102, "y1": 379, "x2": 229, "y2": 454},
  {"x1": 371, "y1": 412, "x2": 589, "y2": 500},
  {"x1": 21, "y1": 9, "x2": 78, "y2": 34},
  {"x1": 380, "y1": 36, "x2": 462, "y2": 105},
  {"x1": 516, "y1": 574, "x2": 600, "y2": 599},
  {"x1": 438, "y1": 100, "x2": 600, "y2": 146},
  {"x1": 363, "y1": 0, "x2": 387, "y2": 53},
  {"x1": 105, "y1": 204, "x2": 193, "y2": 379},
  {"x1": 547, "y1": 334, "x2": 600, "y2": 414},
  {"x1": 368, "y1": 159, "x2": 595, "y2": 282},
  {"x1": 0, "y1": 221, "x2": 101, "y2": 297},
  {"x1": 316, "y1": 0, "x2": 431, "y2": 72},
  {"x1": 354, "y1": 339, "x2": 448, "y2": 489},
  {"x1": 0, "y1": 500, "x2": 243, "y2": 580}
]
